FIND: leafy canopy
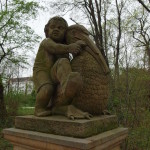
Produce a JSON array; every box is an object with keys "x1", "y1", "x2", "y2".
[{"x1": 0, "y1": 0, "x2": 41, "y2": 68}]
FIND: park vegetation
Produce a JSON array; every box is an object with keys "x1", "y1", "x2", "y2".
[
  {"x1": 0, "y1": 0, "x2": 150, "y2": 149},
  {"x1": 49, "y1": 1, "x2": 150, "y2": 149},
  {"x1": 0, "y1": 0, "x2": 40, "y2": 149}
]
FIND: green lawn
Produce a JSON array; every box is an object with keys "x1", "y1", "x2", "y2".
[{"x1": 18, "y1": 107, "x2": 34, "y2": 116}]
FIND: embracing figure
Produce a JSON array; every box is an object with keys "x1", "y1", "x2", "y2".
[{"x1": 33, "y1": 16, "x2": 110, "y2": 119}]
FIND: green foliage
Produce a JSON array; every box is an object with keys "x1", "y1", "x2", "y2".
[
  {"x1": 4, "y1": 91, "x2": 35, "y2": 116},
  {"x1": 18, "y1": 107, "x2": 34, "y2": 116},
  {"x1": 128, "y1": 111, "x2": 150, "y2": 150},
  {"x1": 109, "y1": 68, "x2": 150, "y2": 149},
  {"x1": 0, "y1": 91, "x2": 35, "y2": 149},
  {"x1": 0, "y1": 0, "x2": 41, "y2": 66},
  {"x1": 0, "y1": 135, "x2": 12, "y2": 150},
  {"x1": 0, "y1": 0, "x2": 40, "y2": 135}
]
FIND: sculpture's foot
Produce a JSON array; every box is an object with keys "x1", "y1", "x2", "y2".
[
  {"x1": 52, "y1": 105, "x2": 92, "y2": 120},
  {"x1": 34, "y1": 108, "x2": 52, "y2": 117},
  {"x1": 102, "y1": 110, "x2": 111, "y2": 115},
  {"x1": 67, "y1": 105, "x2": 93, "y2": 120},
  {"x1": 62, "y1": 72, "x2": 83, "y2": 99}
]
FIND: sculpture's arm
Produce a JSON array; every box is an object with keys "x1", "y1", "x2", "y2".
[{"x1": 40, "y1": 38, "x2": 82, "y2": 55}]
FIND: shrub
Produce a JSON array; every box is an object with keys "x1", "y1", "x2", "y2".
[{"x1": 5, "y1": 90, "x2": 36, "y2": 116}]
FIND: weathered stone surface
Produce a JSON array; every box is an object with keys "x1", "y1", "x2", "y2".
[
  {"x1": 3, "y1": 127, "x2": 128, "y2": 150},
  {"x1": 33, "y1": 18, "x2": 110, "y2": 118},
  {"x1": 15, "y1": 115, "x2": 118, "y2": 138}
]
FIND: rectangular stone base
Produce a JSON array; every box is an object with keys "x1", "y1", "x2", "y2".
[
  {"x1": 3, "y1": 127, "x2": 128, "y2": 150},
  {"x1": 15, "y1": 115, "x2": 118, "y2": 138}
]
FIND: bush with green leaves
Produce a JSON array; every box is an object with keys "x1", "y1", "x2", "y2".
[
  {"x1": 109, "y1": 68, "x2": 150, "y2": 149},
  {"x1": 5, "y1": 90, "x2": 35, "y2": 116}
]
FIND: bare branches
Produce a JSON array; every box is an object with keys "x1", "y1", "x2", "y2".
[
  {"x1": 95, "y1": 0, "x2": 103, "y2": 49},
  {"x1": 137, "y1": 0, "x2": 150, "y2": 13},
  {"x1": 82, "y1": 0, "x2": 108, "y2": 64},
  {"x1": 70, "y1": 18, "x2": 79, "y2": 24},
  {"x1": 133, "y1": 14, "x2": 149, "y2": 45},
  {"x1": 5, "y1": 0, "x2": 8, "y2": 11},
  {"x1": 114, "y1": 0, "x2": 125, "y2": 81},
  {"x1": 0, "y1": 43, "x2": 6, "y2": 63},
  {"x1": 131, "y1": 9, "x2": 150, "y2": 70},
  {"x1": 1, "y1": 26, "x2": 14, "y2": 45},
  {"x1": 132, "y1": 31, "x2": 146, "y2": 45},
  {"x1": 49, "y1": 0, "x2": 111, "y2": 64}
]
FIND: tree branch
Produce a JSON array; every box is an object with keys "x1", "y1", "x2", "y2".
[
  {"x1": 0, "y1": 14, "x2": 14, "y2": 31},
  {"x1": 137, "y1": 0, "x2": 150, "y2": 13},
  {"x1": 132, "y1": 31, "x2": 146, "y2": 45},
  {"x1": 1, "y1": 27, "x2": 14, "y2": 45},
  {"x1": 70, "y1": 18, "x2": 79, "y2": 24},
  {"x1": 0, "y1": 44, "x2": 6, "y2": 63}
]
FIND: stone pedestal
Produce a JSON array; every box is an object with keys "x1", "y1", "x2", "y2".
[
  {"x1": 15, "y1": 115, "x2": 118, "y2": 138},
  {"x1": 3, "y1": 115, "x2": 128, "y2": 150}
]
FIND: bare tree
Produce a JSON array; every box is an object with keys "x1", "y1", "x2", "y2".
[
  {"x1": 0, "y1": 74, "x2": 7, "y2": 123},
  {"x1": 132, "y1": 11, "x2": 150, "y2": 70},
  {"x1": 50, "y1": 0, "x2": 111, "y2": 65},
  {"x1": 131, "y1": 9, "x2": 150, "y2": 109},
  {"x1": 114, "y1": 0, "x2": 126, "y2": 84}
]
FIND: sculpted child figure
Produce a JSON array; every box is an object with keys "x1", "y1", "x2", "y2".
[{"x1": 33, "y1": 17, "x2": 85, "y2": 117}]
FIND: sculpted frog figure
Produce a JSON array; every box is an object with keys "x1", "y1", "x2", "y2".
[{"x1": 51, "y1": 24, "x2": 110, "y2": 119}]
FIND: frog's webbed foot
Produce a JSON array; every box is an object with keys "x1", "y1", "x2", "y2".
[
  {"x1": 67, "y1": 105, "x2": 93, "y2": 120},
  {"x1": 102, "y1": 110, "x2": 111, "y2": 115},
  {"x1": 34, "y1": 110, "x2": 52, "y2": 117}
]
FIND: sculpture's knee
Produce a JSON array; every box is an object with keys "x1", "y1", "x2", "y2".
[
  {"x1": 51, "y1": 58, "x2": 72, "y2": 83},
  {"x1": 57, "y1": 58, "x2": 70, "y2": 67},
  {"x1": 37, "y1": 84, "x2": 54, "y2": 101},
  {"x1": 35, "y1": 84, "x2": 54, "y2": 116}
]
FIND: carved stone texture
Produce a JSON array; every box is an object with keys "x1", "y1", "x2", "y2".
[
  {"x1": 66, "y1": 25, "x2": 110, "y2": 115},
  {"x1": 71, "y1": 49, "x2": 109, "y2": 115},
  {"x1": 15, "y1": 115, "x2": 118, "y2": 138},
  {"x1": 33, "y1": 17, "x2": 110, "y2": 118}
]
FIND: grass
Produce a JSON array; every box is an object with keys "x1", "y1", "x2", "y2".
[
  {"x1": 18, "y1": 107, "x2": 34, "y2": 116},
  {"x1": 0, "y1": 107, "x2": 35, "y2": 150}
]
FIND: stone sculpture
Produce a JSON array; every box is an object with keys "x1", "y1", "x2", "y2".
[
  {"x1": 33, "y1": 16, "x2": 110, "y2": 119},
  {"x1": 33, "y1": 17, "x2": 85, "y2": 117}
]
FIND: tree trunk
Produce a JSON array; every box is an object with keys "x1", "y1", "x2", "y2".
[
  {"x1": 83, "y1": 0, "x2": 109, "y2": 66},
  {"x1": 114, "y1": 0, "x2": 122, "y2": 87},
  {"x1": 0, "y1": 75, "x2": 7, "y2": 124},
  {"x1": 147, "y1": 46, "x2": 150, "y2": 72},
  {"x1": 147, "y1": 46, "x2": 150, "y2": 110}
]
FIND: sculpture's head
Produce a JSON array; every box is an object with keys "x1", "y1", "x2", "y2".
[
  {"x1": 44, "y1": 16, "x2": 68, "y2": 43},
  {"x1": 66, "y1": 24, "x2": 89, "y2": 44}
]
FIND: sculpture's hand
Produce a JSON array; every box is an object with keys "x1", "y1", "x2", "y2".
[
  {"x1": 75, "y1": 40, "x2": 86, "y2": 48},
  {"x1": 67, "y1": 40, "x2": 86, "y2": 55},
  {"x1": 67, "y1": 43, "x2": 82, "y2": 55}
]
